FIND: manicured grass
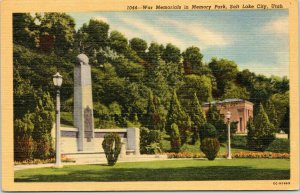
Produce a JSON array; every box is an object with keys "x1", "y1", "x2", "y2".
[
  {"x1": 161, "y1": 136, "x2": 247, "y2": 154},
  {"x1": 60, "y1": 112, "x2": 74, "y2": 127},
  {"x1": 161, "y1": 132, "x2": 249, "y2": 154},
  {"x1": 15, "y1": 159, "x2": 290, "y2": 182}
]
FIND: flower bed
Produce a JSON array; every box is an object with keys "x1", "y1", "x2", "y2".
[
  {"x1": 164, "y1": 151, "x2": 290, "y2": 159},
  {"x1": 230, "y1": 152, "x2": 290, "y2": 159},
  {"x1": 14, "y1": 155, "x2": 75, "y2": 165}
]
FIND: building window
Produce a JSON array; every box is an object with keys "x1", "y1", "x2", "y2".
[{"x1": 240, "y1": 117, "x2": 243, "y2": 132}]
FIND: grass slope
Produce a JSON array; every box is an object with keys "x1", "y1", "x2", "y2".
[{"x1": 15, "y1": 159, "x2": 290, "y2": 182}]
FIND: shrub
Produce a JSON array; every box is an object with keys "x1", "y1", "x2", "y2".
[
  {"x1": 200, "y1": 138, "x2": 220, "y2": 160},
  {"x1": 140, "y1": 127, "x2": 162, "y2": 154},
  {"x1": 14, "y1": 135, "x2": 34, "y2": 161},
  {"x1": 140, "y1": 127, "x2": 150, "y2": 154},
  {"x1": 266, "y1": 138, "x2": 290, "y2": 153},
  {"x1": 247, "y1": 104, "x2": 276, "y2": 151},
  {"x1": 102, "y1": 133, "x2": 122, "y2": 166},
  {"x1": 148, "y1": 130, "x2": 161, "y2": 143},
  {"x1": 170, "y1": 123, "x2": 181, "y2": 153},
  {"x1": 144, "y1": 143, "x2": 162, "y2": 154},
  {"x1": 33, "y1": 134, "x2": 51, "y2": 159},
  {"x1": 231, "y1": 135, "x2": 247, "y2": 149},
  {"x1": 199, "y1": 123, "x2": 217, "y2": 141}
]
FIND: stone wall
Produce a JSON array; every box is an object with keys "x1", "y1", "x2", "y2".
[{"x1": 52, "y1": 126, "x2": 139, "y2": 154}]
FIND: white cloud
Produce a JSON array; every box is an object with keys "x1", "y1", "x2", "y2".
[
  {"x1": 92, "y1": 16, "x2": 109, "y2": 23},
  {"x1": 160, "y1": 18, "x2": 231, "y2": 49},
  {"x1": 239, "y1": 50, "x2": 289, "y2": 77},
  {"x1": 111, "y1": 26, "x2": 141, "y2": 40},
  {"x1": 262, "y1": 17, "x2": 288, "y2": 34},
  {"x1": 118, "y1": 16, "x2": 185, "y2": 47},
  {"x1": 239, "y1": 62, "x2": 289, "y2": 77}
]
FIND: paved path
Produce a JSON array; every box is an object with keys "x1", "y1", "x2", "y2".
[
  {"x1": 14, "y1": 162, "x2": 79, "y2": 171},
  {"x1": 14, "y1": 156, "x2": 169, "y2": 171}
]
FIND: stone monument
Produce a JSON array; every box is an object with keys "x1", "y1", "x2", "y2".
[
  {"x1": 57, "y1": 54, "x2": 168, "y2": 163},
  {"x1": 74, "y1": 53, "x2": 95, "y2": 151}
]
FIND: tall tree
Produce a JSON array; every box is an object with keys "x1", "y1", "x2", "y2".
[
  {"x1": 265, "y1": 99, "x2": 279, "y2": 130},
  {"x1": 222, "y1": 83, "x2": 250, "y2": 100},
  {"x1": 39, "y1": 13, "x2": 76, "y2": 55},
  {"x1": 281, "y1": 106, "x2": 290, "y2": 138},
  {"x1": 31, "y1": 90, "x2": 55, "y2": 159},
  {"x1": 77, "y1": 19, "x2": 109, "y2": 53},
  {"x1": 208, "y1": 58, "x2": 238, "y2": 97},
  {"x1": 143, "y1": 90, "x2": 156, "y2": 130},
  {"x1": 248, "y1": 103, "x2": 276, "y2": 151},
  {"x1": 188, "y1": 93, "x2": 207, "y2": 144},
  {"x1": 182, "y1": 46, "x2": 203, "y2": 74},
  {"x1": 13, "y1": 13, "x2": 39, "y2": 49},
  {"x1": 206, "y1": 103, "x2": 228, "y2": 143},
  {"x1": 269, "y1": 91, "x2": 289, "y2": 129},
  {"x1": 178, "y1": 74, "x2": 213, "y2": 111},
  {"x1": 146, "y1": 42, "x2": 163, "y2": 68},
  {"x1": 170, "y1": 123, "x2": 181, "y2": 152},
  {"x1": 166, "y1": 90, "x2": 191, "y2": 144},
  {"x1": 246, "y1": 117, "x2": 256, "y2": 150},
  {"x1": 129, "y1": 37, "x2": 148, "y2": 59},
  {"x1": 162, "y1": 43, "x2": 181, "y2": 64},
  {"x1": 109, "y1": 30, "x2": 128, "y2": 54}
]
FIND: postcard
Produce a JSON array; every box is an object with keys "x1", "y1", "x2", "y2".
[{"x1": 1, "y1": 0, "x2": 299, "y2": 191}]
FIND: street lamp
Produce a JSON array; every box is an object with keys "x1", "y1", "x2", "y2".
[
  {"x1": 53, "y1": 72, "x2": 63, "y2": 167},
  {"x1": 226, "y1": 111, "x2": 232, "y2": 159}
]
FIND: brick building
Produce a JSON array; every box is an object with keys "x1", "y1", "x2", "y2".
[{"x1": 202, "y1": 99, "x2": 254, "y2": 134}]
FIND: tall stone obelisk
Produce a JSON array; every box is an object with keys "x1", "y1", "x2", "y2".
[{"x1": 74, "y1": 53, "x2": 95, "y2": 151}]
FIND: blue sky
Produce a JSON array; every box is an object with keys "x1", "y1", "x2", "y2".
[{"x1": 69, "y1": 10, "x2": 289, "y2": 77}]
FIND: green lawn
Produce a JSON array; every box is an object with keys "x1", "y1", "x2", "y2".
[{"x1": 15, "y1": 159, "x2": 290, "y2": 182}]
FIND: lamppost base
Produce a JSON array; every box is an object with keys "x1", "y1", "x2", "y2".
[{"x1": 227, "y1": 156, "x2": 232, "y2": 160}]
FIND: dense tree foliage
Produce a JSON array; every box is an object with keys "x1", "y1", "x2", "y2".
[
  {"x1": 142, "y1": 90, "x2": 165, "y2": 131},
  {"x1": 13, "y1": 13, "x2": 39, "y2": 49},
  {"x1": 129, "y1": 37, "x2": 147, "y2": 59},
  {"x1": 77, "y1": 19, "x2": 109, "y2": 53},
  {"x1": 13, "y1": 13, "x2": 290, "y2": 159},
  {"x1": 247, "y1": 104, "x2": 276, "y2": 151},
  {"x1": 208, "y1": 58, "x2": 239, "y2": 97},
  {"x1": 182, "y1": 46, "x2": 203, "y2": 74},
  {"x1": 39, "y1": 13, "x2": 76, "y2": 55},
  {"x1": 170, "y1": 123, "x2": 181, "y2": 152},
  {"x1": 166, "y1": 90, "x2": 191, "y2": 145},
  {"x1": 188, "y1": 93, "x2": 206, "y2": 144}
]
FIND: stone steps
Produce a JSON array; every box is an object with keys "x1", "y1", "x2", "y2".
[{"x1": 63, "y1": 152, "x2": 106, "y2": 164}]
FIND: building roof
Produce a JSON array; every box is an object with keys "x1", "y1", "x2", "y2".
[{"x1": 202, "y1": 98, "x2": 253, "y2": 106}]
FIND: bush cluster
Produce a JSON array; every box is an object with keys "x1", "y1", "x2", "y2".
[
  {"x1": 170, "y1": 123, "x2": 181, "y2": 153},
  {"x1": 102, "y1": 133, "x2": 122, "y2": 166},
  {"x1": 200, "y1": 138, "x2": 220, "y2": 160},
  {"x1": 231, "y1": 135, "x2": 247, "y2": 149},
  {"x1": 266, "y1": 139, "x2": 290, "y2": 153},
  {"x1": 14, "y1": 135, "x2": 35, "y2": 161},
  {"x1": 140, "y1": 127, "x2": 162, "y2": 154}
]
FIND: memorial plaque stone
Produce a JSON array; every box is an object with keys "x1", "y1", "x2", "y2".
[{"x1": 84, "y1": 106, "x2": 93, "y2": 140}]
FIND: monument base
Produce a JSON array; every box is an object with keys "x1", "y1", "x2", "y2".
[{"x1": 63, "y1": 152, "x2": 168, "y2": 164}]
